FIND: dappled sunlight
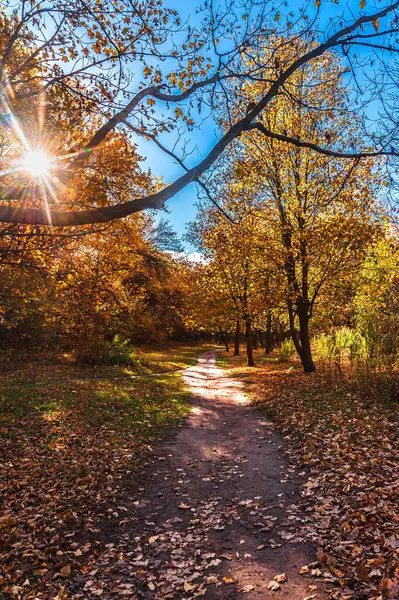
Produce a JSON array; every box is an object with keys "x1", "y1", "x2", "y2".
[
  {"x1": 79, "y1": 349, "x2": 333, "y2": 599},
  {"x1": 1, "y1": 0, "x2": 399, "y2": 597},
  {"x1": 40, "y1": 407, "x2": 66, "y2": 423},
  {"x1": 0, "y1": 351, "x2": 195, "y2": 593}
]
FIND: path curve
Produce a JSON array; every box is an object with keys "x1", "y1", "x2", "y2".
[{"x1": 76, "y1": 351, "x2": 330, "y2": 599}]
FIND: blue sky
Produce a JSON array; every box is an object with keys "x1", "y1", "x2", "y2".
[
  {"x1": 134, "y1": 0, "x2": 392, "y2": 250},
  {"x1": 136, "y1": 0, "x2": 350, "y2": 250},
  {"x1": 138, "y1": 118, "x2": 218, "y2": 253},
  {"x1": 138, "y1": 0, "x2": 217, "y2": 251}
]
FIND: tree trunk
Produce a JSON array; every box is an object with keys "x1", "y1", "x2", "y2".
[
  {"x1": 219, "y1": 326, "x2": 229, "y2": 352},
  {"x1": 252, "y1": 329, "x2": 258, "y2": 350},
  {"x1": 224, "y1": 335, "x2": 229, "y2": 352},
  {"x1": 265, "y1": 312, "x2": 273, "y2": 354},
  {"x1": 234, "y1": 320, "x2": 240, "y2": 356},
  {"x1": 288, "y1": 300, "x2": 316, "y2": 373},
  {"x1": 258, "y1": 329, "x2": 264, "y2": 348},
  {"x1": 245, "y1": 320, "x2": 256, "y2": 367},
  {"x1": 287, "y1": 300, "x2": 303, "y2": 360},
  {"x1": 297, "y1": 308, "x2": 316, "y2": 373}
]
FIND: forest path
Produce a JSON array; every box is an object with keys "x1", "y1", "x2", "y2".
[{"x1": 80, "y1": 351, "x2": 330, "y2": 599}]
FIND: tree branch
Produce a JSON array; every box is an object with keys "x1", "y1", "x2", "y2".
[
  {"x1": 246, "y1": 122, "x2": 395, "y2": 158},
  {"x1": 124, "y1": 121, "x2": 237, "y2": 223},
  {"x1": 1, "y1": 1, "x2": 399, "y2": 225}
]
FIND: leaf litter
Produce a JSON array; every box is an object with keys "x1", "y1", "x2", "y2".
[
  {"x1": 228, "y1": 356, "x2": 399, "y2": 600},
  {"x1": 0, "y1": 351, "x2": 351, "y2": 599}
]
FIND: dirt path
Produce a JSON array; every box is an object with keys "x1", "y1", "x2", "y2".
[{"x1": 75, "y1": 351, "x2": 331, "y2": 599}]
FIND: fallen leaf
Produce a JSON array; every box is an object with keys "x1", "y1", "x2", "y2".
[
  {"x1": 148, "y1": 535, "x2": 159, "y2": 544},
  {"x1": 268, "y1": 580, "x2": 280, "y2": 591},
  {"x1": 184, "y1": 582, "x2": 197, "y2": 592},
  {"x1": 311, "y1": 568, "x2": 322, "y2": 577}
]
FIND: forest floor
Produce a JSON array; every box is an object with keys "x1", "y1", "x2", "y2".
[
  {"x1": 218, "y1": 347, "x2": 399, "y2": 600},
  {"x1": 0, "y1": 343, "x2": 212, "y2": 599},
  {"x1": 2, "y1": 348, "x2": 333, "y2": 600},
  {"x1": 1, "y1": 347, "x2": 398, "y2": 600},
  {"x1": 0, "y1": 342, "x2": 214, "y2": 385}
]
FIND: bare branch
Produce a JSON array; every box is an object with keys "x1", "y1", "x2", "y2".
[{"x1": 246, "y1": 122, "x2": 395, "y2": 158}]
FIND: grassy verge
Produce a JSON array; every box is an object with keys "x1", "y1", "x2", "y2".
[
  {"x1": 0, "y1": 342, "x2": 211, "y2": 598},
  {"x1": 0, "y1": 341, "x2": 215, "y2": 386},
  {"x1": 218, "y1": 346, "x2": 399, "y2": 599},
  {"x1": 216, "y1": 346, "x2": 281, "y2": 381}
]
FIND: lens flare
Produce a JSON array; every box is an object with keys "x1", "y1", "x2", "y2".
[{"x1": 21, "y1": 149, "x2": 53, "y2": 178}]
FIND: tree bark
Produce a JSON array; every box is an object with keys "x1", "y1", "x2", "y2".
[
  {"x1": 265, "y1": 312, "x2": 273, "y2": 354},
  {"x1": 252, "y1": 329, "x2": 258, "y2": 350},
  {"x1": 219, "y1": 326, "x2": 229, "y2": 352},
  {"x1": 245, "y1": 320, "x2": 256, "y2": 367},
  {"x1": 297, "y1": 306, "x2": 316, "y2": 373},
  {"x1": 288, "y1": 300, "x2": 316, "y2": 373},
  {"x1": 234, "y1": 320, "x2": 240, "y2": 356},
  {"x1": 287, "y1": 300, "x2": 303, "y2": 360}
]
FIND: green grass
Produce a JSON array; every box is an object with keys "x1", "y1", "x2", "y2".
[
  {"x1": 136, "y1": 342, "x2": 215, "y2": 374},
  {"x1": 0, "y1": 344, "x2": 207, "y2": 597},
  {"x1": 216, "y1": 351, "x2": 229, "y2": 369},
  {"x1": 0, "y1": 341, "x2": 215, "y2": 387},
  {"x1": 0, "y1": 342, "x2": 213, "y2": 447},
  {"x1": 0, "y1": 373, "x2": 191, "y2": 451},
  {"x1": 216, "y1": 346, "x2": 279, "y2": 378}
]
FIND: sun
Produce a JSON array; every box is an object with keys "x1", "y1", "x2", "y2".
[{"x1": 21, "y1": 149, "x2": 53, "y2": 178}]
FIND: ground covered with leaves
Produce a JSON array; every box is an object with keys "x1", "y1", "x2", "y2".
[
  {"x1": 219, "y1": 349, "x2": 399, "y2": 600},
  {"x1": 17, "y1": 349, "x2": 332, "y2": 600},
  {"x1": 0, "y1": 344, "x2": 212, "y2": 599}
]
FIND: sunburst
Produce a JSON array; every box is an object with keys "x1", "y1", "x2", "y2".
[
  {"x1": 0, "y1": 84, "x2": 95, "y2": 203},
  {"x1": 20, "y1": 149, "x2": 53, "y2": 178}
]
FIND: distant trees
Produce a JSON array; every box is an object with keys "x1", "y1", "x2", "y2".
[
  {"x1": 188, "y1": 204, "x2": 272, "y2": 366},
  {"x1": 0, "y1": 214, "x2": 192, "y2": 357}
]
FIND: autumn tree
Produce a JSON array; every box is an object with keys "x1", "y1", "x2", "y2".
[
  {"x1": 209, "y1": 44, "x2": 383, "y2": 372},
  {"x1": 188, "y1": 195, "x2": 281, "y2": 366},
  {"x1": 186, "y1": 263, "x2": 236, "y2": 350},
  {"x1": 0, "y1": 2, "x2": 399, "y2": 227},
  {"x1": 0, "y1": 211, "x2": 192, "y2": 355},
  {"x1": 353, "y1": 231, "x2": 399, "y2": 360},
  {"x1": 0, "y1": 122, "x2": 189, "y2": 354}
]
